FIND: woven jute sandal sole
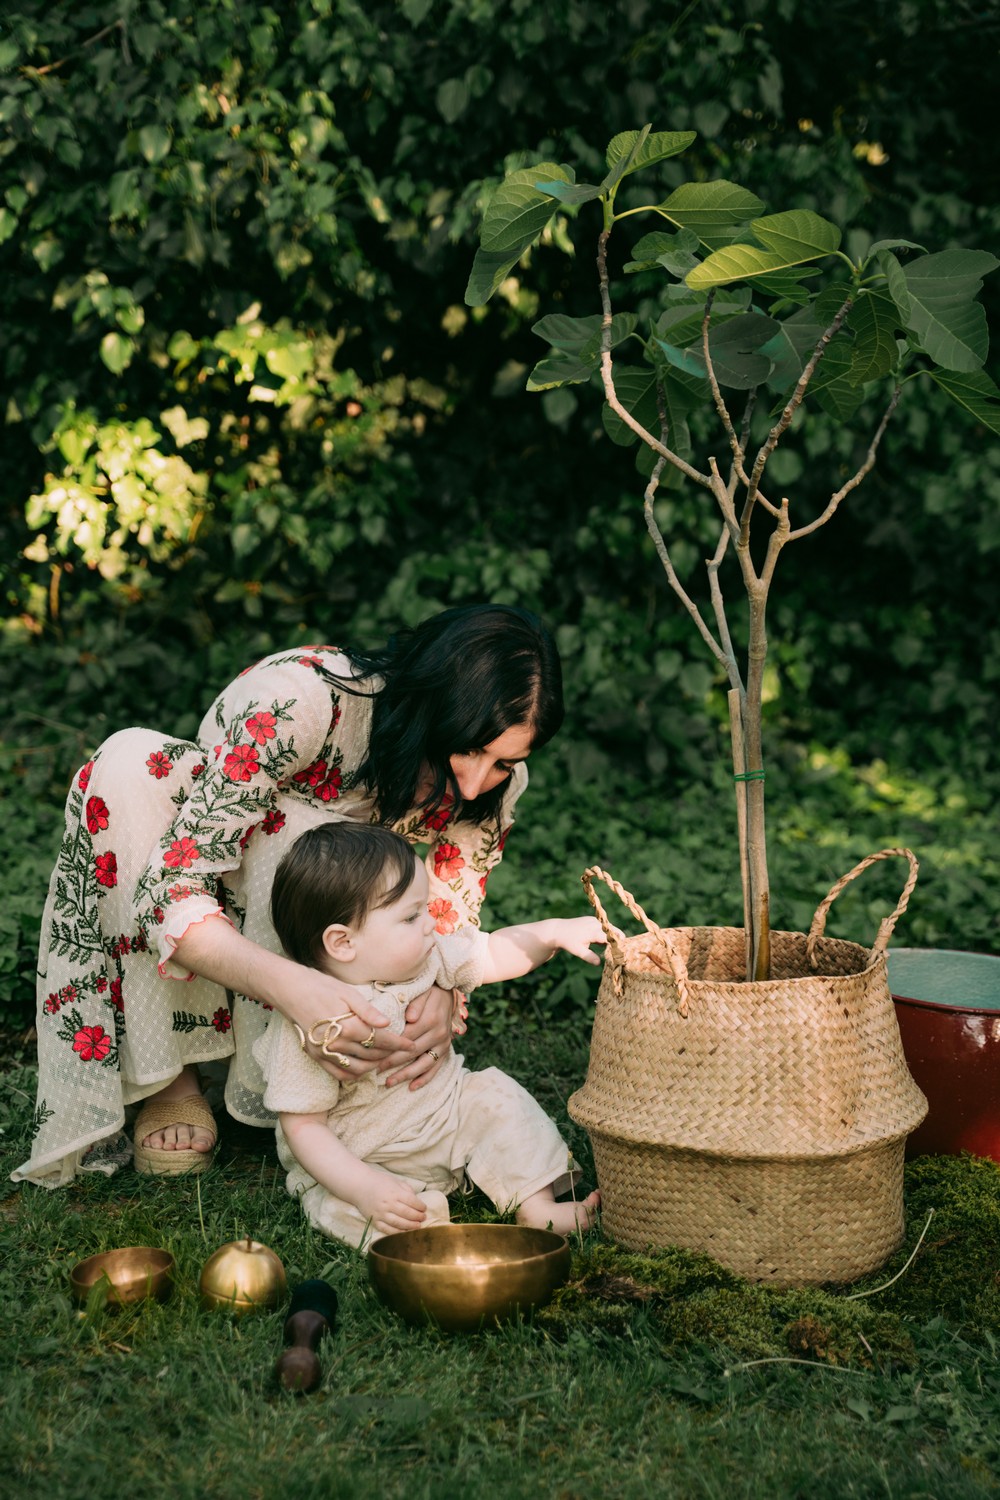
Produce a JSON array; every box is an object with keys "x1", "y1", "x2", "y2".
[{"x1": 133, "y1": 1093, "x2": 217, "y2": 1176}]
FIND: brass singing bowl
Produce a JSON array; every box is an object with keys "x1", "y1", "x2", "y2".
[
  {"x1": 368, "y1": 1224, "x2": 571, "y2": 1332},
  {"x1": 70, "y1": 1246, "x2": 175, "y2": 1308}
]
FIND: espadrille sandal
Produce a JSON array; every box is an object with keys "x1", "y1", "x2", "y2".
[{"x1": 132, "y1": 1093, "x2": 217, "y2": 1176}]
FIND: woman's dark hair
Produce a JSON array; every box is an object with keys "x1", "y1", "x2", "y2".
[
  {"x1": 271, "y1": 823, "x2": 418, "y2": 969},
  {"x1": 341, "y1": 603, "x2": 563, "y2": 828}
]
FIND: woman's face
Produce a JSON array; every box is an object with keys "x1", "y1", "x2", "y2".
[{"x1": 447, "y1": 722, "x2": 534, "y2": 802}]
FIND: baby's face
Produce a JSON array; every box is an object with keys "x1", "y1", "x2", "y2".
[{"x1": 350, "y1": 859, "x2": 437, "y2": 984}]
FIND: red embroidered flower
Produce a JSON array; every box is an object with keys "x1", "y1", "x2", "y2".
[
  {"x1": 293, "y1": 760, "x2": 342, "y2": 801},
  {"x1": 212, "y1": 1007, "x2": 232, "y2": 1033},
  {"x1": 330, "y1": 702, "x2": 342, "y2": 731},
  {"x1": 96, "y1": 976, "x2": 108, "y2": 993},
  {"x1": 44, "y1": 992, "x2": 61, "y2": 1015},
  {"x1": 86, "y1": 795, "x2": 110, "y2": 834},
  {"x1": 239, "y1": 824, "x2": 257, "y2": 850},
  {"x1": 433, "y1": 842, "x2": 465, "y2": 881},
  {"x1": 95, "y1": 851, "x2": 118, "y2": 888},
  {"x1": 479, "y1": 874, "x2": 488, "y2": 894},
  {"x1": 293, "y1": 758, "x2": 327, "y2": 788},
  {"x1": 60, "y1": 984, "x2": 78, "y2": 1004},
  {"x1": 314, "y1": 767, "x2": 342, "y2": 802},
  {"x1": 191, "y1": 762, "x2": 205, "y2": 778},
  {"x1": 131, "y1": 929, "x2": 148, "y2": 953},
  {"x1": 213, "y1": 744, "x2": 223, "y2": 760},
  {"x1": 167, "y1": 884, "x2": 195, "y2": 900},
  {"x1": 246, "y1": 711, "x2": 277, "y2": 745},
  {"x1": 78, "y1": 760, "x2": 94, "y2": 792},
  {"x1": 428, "y1": 897, "x2": 458, "y2": 935},
  {"x1": 108, "y1": 977, "x2": 124, "y2": 1013},
  {"x1": 73, "y1": 1025, "x2": 111, "y2": 1062},
  {"x1": 262, "y1": 809, "x2": 286, "y2": 836},
  {"x1": 164, "y1": 836, "x2": 200, "y2": 869},
  {"x1": 152, "y1": 906, "x2": 165, "y2": 924},
  {"x1": 146, "y1": 751, "x2": 172, "y2": 779},
  {"x1": 224, "y1": 743, "x2": 260, "y2": 782},
  {"x1": 423, "y1": 794, "x2": 454, "y2": 832},
  {"x1": 498, "y1": 827, "x2": 511, "y2": 853}
]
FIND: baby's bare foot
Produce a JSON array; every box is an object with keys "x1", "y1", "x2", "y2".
[{"x1": 517, "y1": 1189, "x2": 601, "y2": 1235}]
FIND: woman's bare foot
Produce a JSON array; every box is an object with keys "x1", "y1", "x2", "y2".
[
  {"x1": 516, "y1": 1188, "x2": 601, "y2": 1235},
  {"x1": 141, "y1": 1067, "x2": 215, "y2": 1152}
]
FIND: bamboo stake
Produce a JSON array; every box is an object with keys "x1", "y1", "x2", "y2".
[{"x1": 728, "y1": 688, "x2": 753, "y2": 978}]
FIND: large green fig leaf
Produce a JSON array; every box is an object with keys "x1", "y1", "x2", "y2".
[{"x1": 899, "y1": 249, "x2": 999, "y2": 371}]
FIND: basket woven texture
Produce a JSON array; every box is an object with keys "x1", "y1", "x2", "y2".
[{"x1": 568, "y1": 849, "x2": 928, "y2": 1286}]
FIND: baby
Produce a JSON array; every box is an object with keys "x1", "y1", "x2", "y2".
[{"x1": 253, "y1": 821, "x2": 604, "y2": 1249}]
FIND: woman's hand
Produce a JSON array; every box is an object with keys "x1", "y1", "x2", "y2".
[
  {"x1": 170, "y1": 917, "x2": 415, "y2": 1081},
  {"x1": 378, "y1": 983, "x2": 456, "y2": 1091}
]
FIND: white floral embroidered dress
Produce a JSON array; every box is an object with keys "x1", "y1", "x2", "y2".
[{"x1": 14, "y1": 647, "x2": 525, "y2": 1187}]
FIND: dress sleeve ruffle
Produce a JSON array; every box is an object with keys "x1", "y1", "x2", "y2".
[{"x1": 156, "y1": 904, "x2": 235, "y2": 979}]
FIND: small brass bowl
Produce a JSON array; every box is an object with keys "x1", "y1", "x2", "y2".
[
  {"x1": 70, "y1": 1247, "x2": 175, "y2": 1308},
  {"x1": 368, "y1": 1224, "x2": 571, "y2": 1332}
]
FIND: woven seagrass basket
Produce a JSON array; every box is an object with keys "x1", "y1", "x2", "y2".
[{"x1": 569, "y1": 849, "x2": 928, "y2": 1286}]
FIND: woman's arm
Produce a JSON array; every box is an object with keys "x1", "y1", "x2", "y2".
[
  {"x1": 172, "y1": 914, "x2": 415, "y2": 1077},
  {"x1": 280, "y1": 1111, "x2": 427, "y2": 1234}
]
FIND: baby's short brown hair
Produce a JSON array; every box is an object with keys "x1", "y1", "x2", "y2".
[{"x1": 271, "y1": 822, "x2": 418, "y2": 968}]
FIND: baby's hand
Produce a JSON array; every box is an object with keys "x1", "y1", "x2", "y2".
[
  {"x1": 554, "y1": 916, "x2": 609, "y2": 966},
  {"x1": 353, "y1": 1167, "x2": 427, "y2": 1235}
]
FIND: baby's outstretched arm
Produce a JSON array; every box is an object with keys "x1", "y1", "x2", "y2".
[
  {"x1": 280, "y1": 1112, "x2": 427, "y2": 1235},
  {"x1": 481, "y1": 916, "x2": 608, "y2": 984}
]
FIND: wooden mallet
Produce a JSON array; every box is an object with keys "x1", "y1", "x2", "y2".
[{"x1": 274, "y1": 1279, "x2": 338, "y2": 1393}]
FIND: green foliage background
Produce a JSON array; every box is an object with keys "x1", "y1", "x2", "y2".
[{"x1": 2, "y1": 0, "x2": 998, "y2": 1023}]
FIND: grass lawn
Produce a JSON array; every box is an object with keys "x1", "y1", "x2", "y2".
[{"x1": 2, "y1": 1020, "x2": 999, "y2": 1500}]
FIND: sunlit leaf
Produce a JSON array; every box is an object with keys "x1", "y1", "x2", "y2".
[
  {"x1": 658, "y1": 181, "x2": 766, "y2": 250},
  {"x1": 686, "y1": 211, "x2": 840, "y2": 290},
  {"x1": 479, "y1": 163, "x2": 572, "y2": 252},
  {"x1": 750, "y1": 210, "x2": 841, "y2": 263},
  {"x1": 605, "y1": 128, "x2": 697, "y2": 179}
]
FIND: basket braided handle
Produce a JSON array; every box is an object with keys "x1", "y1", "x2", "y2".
[
  {"x1": 806, "y1": 847, "x2": 919, "y2": 969},
  {"x1": 582, "y1": 867, "x2": 690, "y2": 1017}
]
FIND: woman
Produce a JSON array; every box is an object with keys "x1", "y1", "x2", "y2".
[{"x1": 13, "y1": 604, "x2": 563, "y2": 1186}]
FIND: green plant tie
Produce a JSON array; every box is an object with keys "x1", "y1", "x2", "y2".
[{"x1": 733, "y1": 769, "x2": 766, "y2": 782}]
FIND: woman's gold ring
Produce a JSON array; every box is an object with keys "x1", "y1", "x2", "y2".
[
  {"x1": 361, "y1": 1027, "x2": 377, "y2": 1050},
  {"x1": 428, "y1": 1048, "x2": 440, "y2": 1062}
]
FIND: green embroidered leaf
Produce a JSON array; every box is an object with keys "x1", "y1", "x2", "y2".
[
  {"x1": 901, "y1": 248, "x2": 1000, "y2": 371},
  {"x1": 658, "y1": 181, "x2": 766, "y2": 250},
  {"x1": 927, "y1": 367, "x2": 1000, "y2": 436}
]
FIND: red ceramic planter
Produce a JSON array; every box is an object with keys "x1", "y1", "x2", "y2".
[{"x1": 889, "y1": 948, "x2": 1000, "y2": 1161}]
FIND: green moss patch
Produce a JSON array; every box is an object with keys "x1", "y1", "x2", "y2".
[{"x1": 540, "y1": 1155, "x2": 1000, "y2": 1366}]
